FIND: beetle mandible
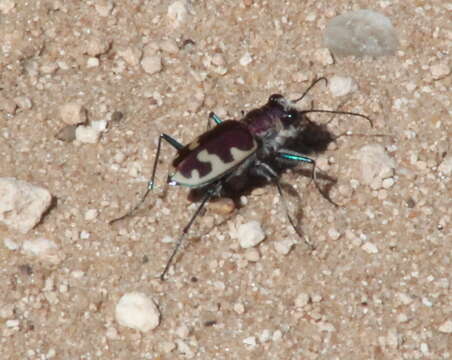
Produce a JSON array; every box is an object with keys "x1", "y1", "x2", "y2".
[{"x1": 111, "y1": 78, "x2": 372, "y2": 280}]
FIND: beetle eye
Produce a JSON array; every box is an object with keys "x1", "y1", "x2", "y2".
[{"x1": 284, "y1": 110, "x2": 297, "y2": 120}]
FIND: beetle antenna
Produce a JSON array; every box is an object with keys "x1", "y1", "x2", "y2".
[
  {"x1": 300, "y1": 109, "x2": 373, "y2": 128},
  {"x1": 292, "y1": 77, "x2": 328, "y2": 103},
  {"x1": 159, "y1": 189, "x2": 215, "y2": 280}
]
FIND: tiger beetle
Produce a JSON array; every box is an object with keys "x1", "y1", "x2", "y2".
[{"x1": 111, "y1": 78, "x2": 372, "y2": 280}]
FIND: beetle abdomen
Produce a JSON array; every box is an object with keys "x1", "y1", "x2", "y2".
[{"x1": 170, "y1": 120, "x2": 258, "y2": 187}]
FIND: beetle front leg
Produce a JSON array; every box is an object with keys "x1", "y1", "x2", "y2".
[{"x1": 276, "y1": 150, "x2": 338, "y2": 207}]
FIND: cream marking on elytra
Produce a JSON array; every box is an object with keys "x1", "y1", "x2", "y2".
[{"x1": 171, "y1": 145, "x2": 257, "y2": 187}]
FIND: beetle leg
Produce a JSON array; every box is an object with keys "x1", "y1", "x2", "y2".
[
  {"x1": 160, "y1": 184, "x2": 220, "y2": 280},
  {"x1": 276, "y1": 150, "x2": 338, "y2": 207},
  {"x1": 109, "y1": 133, "x2": 185, "y2": 224},
  {"x1": 206, "y1": 112, "x2": 223, "y2": 130},
  {"x1": 253, "y1": 161, "x2": 314, "y2": 249}
]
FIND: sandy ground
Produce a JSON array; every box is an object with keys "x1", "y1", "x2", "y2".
[{"x1": 0, "y1": 1, "x2": 451, "y2": 359}]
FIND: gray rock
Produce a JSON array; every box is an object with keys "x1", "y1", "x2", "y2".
[{"x1": 325, "y1": 10, "x2": 399, "y2": 57}]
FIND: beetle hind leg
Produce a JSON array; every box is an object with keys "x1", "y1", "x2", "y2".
[{"x1": 109, "y1": 133, "x2": 185, "y2": 224}]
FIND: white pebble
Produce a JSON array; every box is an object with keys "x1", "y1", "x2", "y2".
[
  {"x1": 237, "y1": 221, "x2": 266, "y2": 248},
  {"x1": 244, "y1": 247, "x2": 260, "y2": 262},
  {"x1": 294, "y1": 292, "x2": 310, "y2": 308},
  {"x1": 167, "y1": 0, "x2": 189, "y2": 27},
  {"x1": 328, "y1": 75, "x2": 358, "y2": 97},
  {"x1": 0, "y1": 0, "x2": 15, "y2": 14},
  {"x1": 239, "y1": 52, "x2": 253, "y2": 66},
  {"x1": 86, "y1": 57, "x2": 99, "y2": 68},
  {"x1": 0, "y1": 178, "x2": 52, "y2": 233},
  {"x1": 243, "y1": 336, "x2": 257, "y2": 347},
  {"x1": 95, "y1": 0, "x2": 114, "y2": 17},
  {"x1": 438, "y1": 155, "x2": 452, "y2": 175},
  {"x1": 22, "y1": 238, "x2": 64, "y2": 264},
  {"x1": 233, "y1": 302, "x2": 245, "y2": 314},
  {"x1": 4, "y1": 238, "x2": 19, "y2": 250},
  {"x1": 118, "y1": 47, "x2": 142, "y2": 67},
  {"x1": 175, "y1": 339, "x2": 194, "y2": 358},
  {"x1": 84, "y1": 37, "x2": 111, "y2": 56},
  {"x1": 327, "y1": 228, "x2": 341, "y2": 241},
  {"x1": 14, "y1": 96, "x2": 32, "y2": 109},
  {"x1": 355, "y1": 144, "x2": 395, "y2": 190},
  {"x1": 159, "y1": 38, "x2": 179, "y2": 54},
  {"x1": 75, "y1": 125, "x2": 101, "y2": 144},
  {"x1": 314, "y1": 48, "x2": 334, "y2": 66},
  {"x1": 84, "y1": 209, "x2": 98, "y2": 221},
  {"x1": 259, "y1": 329, "x2": 272, "y2": 343},
  {"x1": 272, "y1": 330, "x2": 283, "y2": 341},
  {"x1": 175, "y1": 324, "x2": 190, "y2": 338},
  {"x1": 324, "y1": 10, "x2": 399, "y2": 57},
  {"x1": 438, "y1": 320, "x2": 452, "y2": 334},
  {"x1": 381, "y1": 177, "x2": 395, "y2": 189},
  {"x1": 274, "y1": 238, "x2": 295, "y2": 255},
  {"x1": 397, "y1": 292, "x2": 413, "y2": 305},
  {"x1": 430, "y1": 62, "x2": 450, "y2": 80},
  {"x1": 60, "y1": 102, "x2": 87, "y2": 125},
  {"x1": 141, "y1": 55, "x2": 162, "y2": 75},
  {"x1": 361, "y1": 242, "x2": 378, "y2": 254},
  {"x1": 115, "y1": 292, "x2": 160, "y2": 332}
]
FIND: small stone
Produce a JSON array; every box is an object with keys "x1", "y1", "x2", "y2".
[
  {"x1": 208, "y1": 198, "x2": 235, "y2": 215},
  {"x1": 95, "y1": 0, "x2": 114, "y2": 17},
  {"x1": 438, "y1": 320, "x2": 452, "y2": 334},
  {"x1": 328, "y1": 75, "x2": 358, "y2": 97},
  {"x1": 84, "y1": 209, "x2": 98, "y2": 221},
  {"x1": 159, "y1": 38, "x2": 179, "y2": 54},
  {"x1": 14, "y1": 96, "x2": 32, "y2": 109},
  {"x1": 0, "y1": 0, "x2": 15, "y2": 14},
  {"x1": 4, "y1": 238, "x2": 18, "y2": 250},
  {"x1": 438, "y1": 155, "x2": 452, "y2": 175},
  {"x1": 87, "y1": 57, "x2": 99, "y2": 68},
  {"x1": 318, "y1": 322, "x2": 336, "y2": 332},
  {"x1": 175, "y1": 339, "x2": 194, "y2": 358},
  {"x1": 0, "y1": 95, "x2": 17, "y2": 114},
  {"x1": 22, "y1": 238, "x2": 64, "y2": 264},
  {"x1": 259, "y1": 329, "x2": 272, "y2": 343},
  {"x1": 115, "y1": 292, "x2": 160, "y2": 332},
  {"x1": 324, "y1": 10, "x2": 399, "y2": 57},
  {"x1": 0, "y1": 178, "x2": 52, "y2": 233},
  {"x1": 167, "y1": 0, "x2": 189, "y2": 27},
  {"x1": 75, "y1": 125, "x2": 101, "y2": 144},
  {"x1": 117, "y1": 47, "x2": 142, "y2": 67},
  {"x1": 233, "y1": 302, "x2": 245, "y2": 314},
  {"x1": 381, "y1": 177, "x2": 395, "y2": 189},
  {"x1": 141, "y1": 55, "x2": 162, "y2": 75},
  {"x1": 239, "y1": 52, "x2": 253, "y2": 66},
  {"x1": 243, "y1": 336, "x2": 257, "y2": 347},
  {"x1": 294, "y1": 293, "x2": 310, "y2": 308},
  {"x1": 175, "y1": 324, "x2": 190, "y2": 338},
  {"x1": 355, "y1": 144, "x2": 395, "y2": 190},
  {"x1": 84, "y1": 37, "x2": 111, "y2": 56},
  {"x1": 274, "y1": 238, "x2": 295, "y2": 255},
  {"x1": 105, "y1": 326, "x2": 119, "y2": 340},
  {"x1": 430, "y1": 62, "x2": 450, "y2": 80},
  {"x1": 397, "y1": 292, "x2": 413, "y2": 305},
  {"x1": 314, "y1": 48, "x2": 334, "y2": 65},
  {"x1": 236, "y1": 221, "x2": 266, "y2": 248},
  {"x1": 60, "y1": 102, "x2": 87, "y2": 125},
  {"x1": 272, "y1": 330, "x2": 283, "y2": 341},
  {"x1": 327, "y1": 228, "x2": 341, "y2": 241},
  {"x1": 56, "y1": 125, "x2": 77, "y2": 142},
  {"x1": 244, "y1": 248, "x2": 260, "y2": 262},
  {"x1": 362, "y1": 242, "x2": 378, "y2": 254}
]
